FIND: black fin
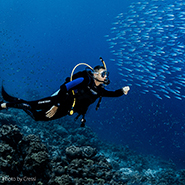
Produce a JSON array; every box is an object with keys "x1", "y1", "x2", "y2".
[
  {"x1": 22, "y1": 106, "x2": 36, "y2": 120},
  {"x1": 2, "y1": 86, "x2": 22, "y2": 102}
]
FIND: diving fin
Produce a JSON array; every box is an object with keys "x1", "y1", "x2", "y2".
[
  {"x1": 2, "y1": 86, "x2": 24, "y2": 102},
  {"x1": 22, "y1": 104, "x2": 36, "y2": 120}
]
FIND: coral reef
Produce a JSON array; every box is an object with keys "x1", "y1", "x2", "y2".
[
  {"x1": 0, "y1": 110, "x2": 185, "y2": 185},
  {"x1": 0, "y1": 125, "x2": 51, "y2": 184}
]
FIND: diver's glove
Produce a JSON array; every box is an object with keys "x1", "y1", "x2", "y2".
[
  {"x1": 122, "y1": 86, "x2": 130, "y2": 95},
  {"x1": 46, "y1": 105, "x2": 58, "y2": 118}
]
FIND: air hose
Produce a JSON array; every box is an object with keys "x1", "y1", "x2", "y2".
[
  {"x1": 69, "y1": 58, "x2": 107, "y2": 115},
  {"x1": 69, "y1": 63, "x2": 93, "y2": 115}
]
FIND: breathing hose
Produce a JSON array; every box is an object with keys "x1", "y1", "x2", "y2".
[{"x1": 69, "y1": 58, "x2": 106, "y2": 115}]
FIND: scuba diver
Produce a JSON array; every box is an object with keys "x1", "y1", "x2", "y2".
[{"x1": 0, "y1": 57, "x2": 130, "y2": 127}]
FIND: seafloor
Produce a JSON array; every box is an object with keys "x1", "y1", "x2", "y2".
[{"x1": 0, "y1": 108, "x2": 184, "y2": 185}]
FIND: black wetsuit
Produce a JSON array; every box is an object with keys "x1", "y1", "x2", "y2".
[{"x1": 3, "y1": 70, "x2": 124, "y2": 121}]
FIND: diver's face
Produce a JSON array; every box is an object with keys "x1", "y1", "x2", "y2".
[
  {"x1": 94, "y1": 69, "x2": 108, "y2": 85},
  {"x1": 96, "y1": 69, "x2": 107, "y2": 79}
]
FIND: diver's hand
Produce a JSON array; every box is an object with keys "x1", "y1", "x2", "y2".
[
  {"x1": 46, "y1": 106, "x2": 58, "y2": 118},
  {"x1": 122, "y1": 86, "x2": 130, "y2": 95}
]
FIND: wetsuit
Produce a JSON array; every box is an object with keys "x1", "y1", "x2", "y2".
[{"x1": 3, "y1": 70, "x2": 124, "y2": 121}]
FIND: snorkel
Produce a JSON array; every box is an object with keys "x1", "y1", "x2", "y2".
[{"x1": 98, "y1": 57, "x2": 110, "y2": 85}]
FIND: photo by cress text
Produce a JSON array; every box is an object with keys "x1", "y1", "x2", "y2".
[{"x1": 1, "y1": 176, "x2": 36, "y2": 182}]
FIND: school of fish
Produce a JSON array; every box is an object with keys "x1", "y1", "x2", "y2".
[{"x1": 105, "y1": 0, "x2": 185, "y2": 100}]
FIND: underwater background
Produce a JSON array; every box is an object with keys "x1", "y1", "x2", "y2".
[{"x1": 0, "y1": 0, "x2": 185, "y2": 171}]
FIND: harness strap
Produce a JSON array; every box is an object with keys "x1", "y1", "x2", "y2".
[{"x1": 96, "y1": 96, "x2": 102, "y2": 110}]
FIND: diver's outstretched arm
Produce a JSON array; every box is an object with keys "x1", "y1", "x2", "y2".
[{"x1": 101, "y1": 86, "x2": 130, "y2": 97}]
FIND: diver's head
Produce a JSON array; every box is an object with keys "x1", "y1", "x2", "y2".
[{"x1": 93, "y1": 65, "x2": 110, "y2": 86}]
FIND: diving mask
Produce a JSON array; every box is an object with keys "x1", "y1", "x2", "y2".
[
  {"x1": 97, "y1": 70, "x2": 110, "y2": 85},
  {"x1": 97, "y1": 70, "x2": 109, "y2": 78}
]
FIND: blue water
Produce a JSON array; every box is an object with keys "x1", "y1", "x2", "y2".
[{"x1": 1, "y1": 0, "x2": 185, "y2": 169}]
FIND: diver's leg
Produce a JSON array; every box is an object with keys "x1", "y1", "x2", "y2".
[
  {"x1": 3, "y1": 101, "x2": 38, "y2": 120},
  {"x1": 1, "y1": 96, "x2": 55, "y2": 110},
  {"x1": 0, "y1": 95, "x2": 68, "y2": 121},
  {"x1": 0, "y1": 97, "x2": 58, "y2": 121},
  {"x1": 3, "y1": 101, "x2": 26, "y2": 109},
  {"x1": 1, "y1": 101, "x2": 50, "y2": 121}
]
